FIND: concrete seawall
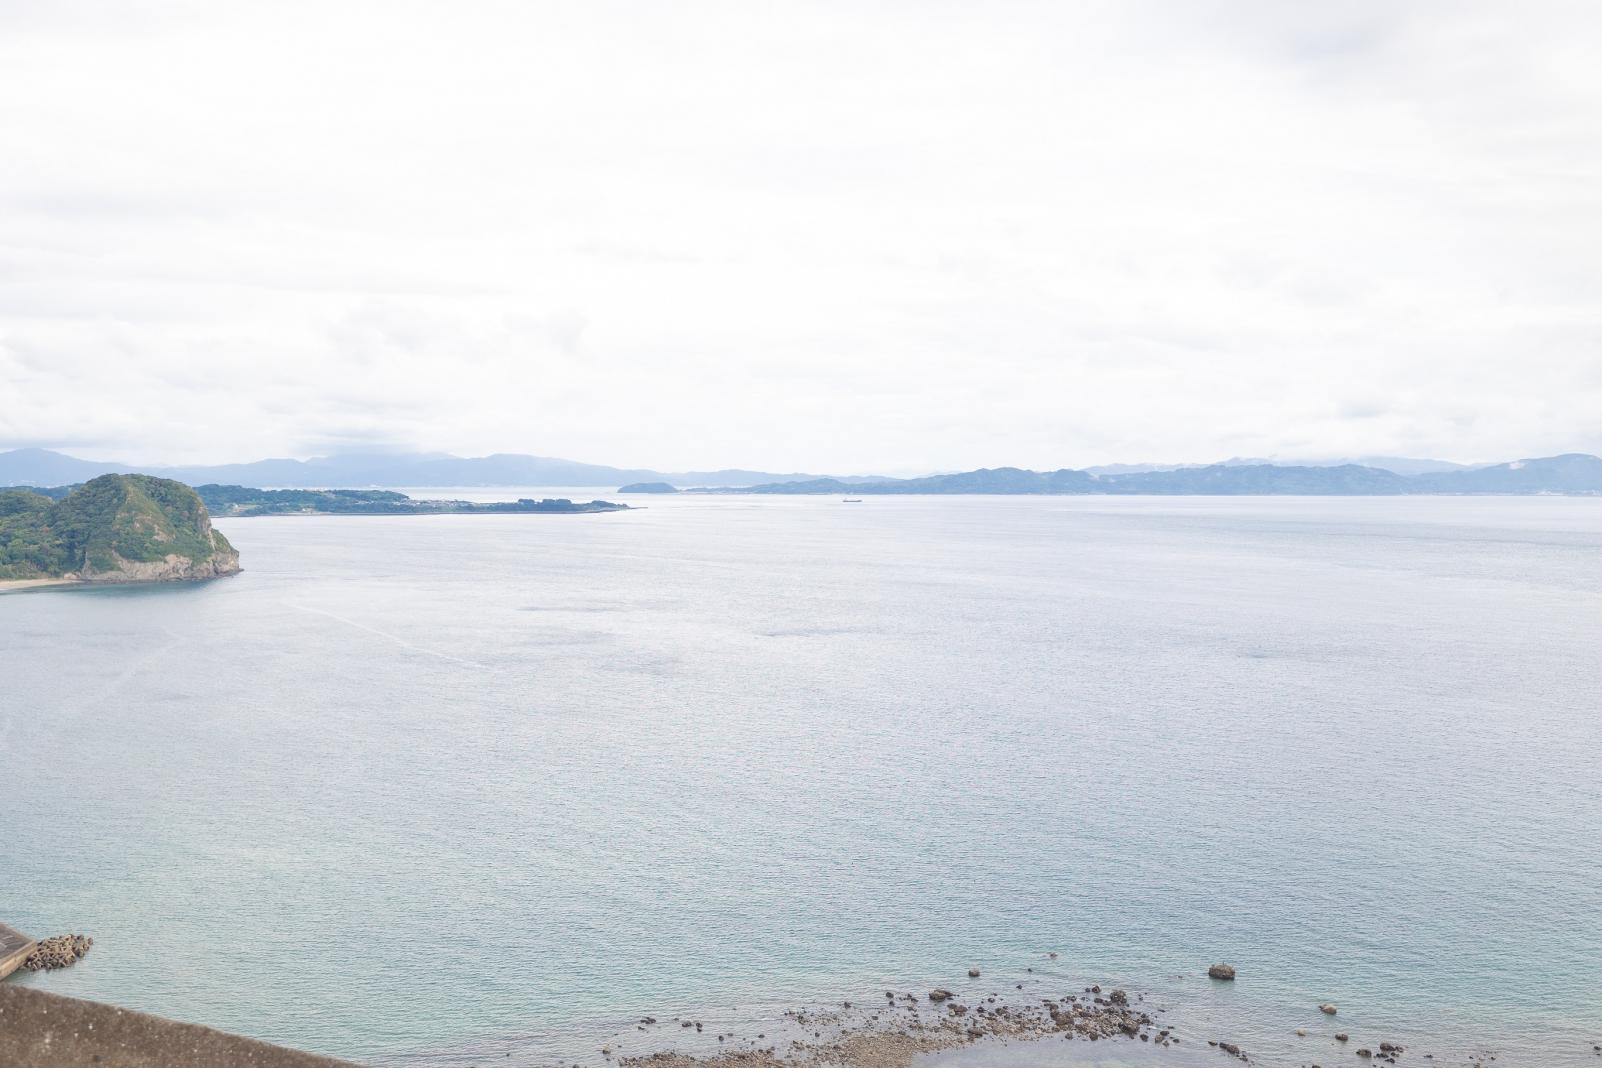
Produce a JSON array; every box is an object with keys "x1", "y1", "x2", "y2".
[
  {"x1": 0, "y1": 923, "x2": 35, "y2": 979},
  {"x1": 0, "y1": 984, "x2": 357, "y2": 1067}
]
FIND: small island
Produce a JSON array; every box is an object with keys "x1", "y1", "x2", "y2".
[
  {"x1": 0, "y1": 474, "x2": 241, "y2": 590},
  {"x1": 617, "y1": 481, "x2": 678, "y2": 493},
  {"x1": 193, "y1": 485, "x2": 630, "y2": 517}
]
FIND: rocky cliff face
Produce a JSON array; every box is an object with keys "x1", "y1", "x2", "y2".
[{"x1": 75, "y1": 534, "x2": 241, "y2": 584}]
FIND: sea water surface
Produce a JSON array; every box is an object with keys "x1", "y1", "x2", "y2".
[{"x1": 3, "y1": 494, "x2": 1600, "y2": 1066}]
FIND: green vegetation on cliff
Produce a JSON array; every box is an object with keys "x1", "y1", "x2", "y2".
[
  {"x1": 0, "y1": 474, "x2": 239, "y2": 582},
  {"x1": 0, "y1": 490, "x2": 64, "y2": 576}
]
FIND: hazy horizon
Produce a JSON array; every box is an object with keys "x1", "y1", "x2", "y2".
[{"x1": 6, "y1": 440, "x2": 1594, "y2": 480}]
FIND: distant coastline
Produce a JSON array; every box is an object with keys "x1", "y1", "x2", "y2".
[
  {"x1": 3, "y1": 482, "x2": 633, "y2": 518},
  {"x1": 193, "y1": 486, "x2": 631, "y2": 517}
]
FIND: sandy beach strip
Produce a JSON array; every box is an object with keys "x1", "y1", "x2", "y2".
[{"x1": 0, "y1": 577, "x2": 82, "y2": 595}]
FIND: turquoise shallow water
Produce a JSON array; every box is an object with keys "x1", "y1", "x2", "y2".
[{"x1": 3, "y1": 494, "x2": 1600, "y2": 1066}]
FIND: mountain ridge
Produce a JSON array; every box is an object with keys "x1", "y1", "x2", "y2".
[{"x1": 717, "y1": 454, "x2": 1602, "y2": 495}]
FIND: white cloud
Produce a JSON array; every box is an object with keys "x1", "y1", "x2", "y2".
[{"x1": 2, "y1": 0, "x2": 1600, "y2": 470}]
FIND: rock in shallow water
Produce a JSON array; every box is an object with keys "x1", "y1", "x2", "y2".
[
  {"x1": 22, "y1": 934, "x2": 92, "y2": 971},
  {"x1": 1207, "y1": 963, "x2": 1236, "y2": 980}
]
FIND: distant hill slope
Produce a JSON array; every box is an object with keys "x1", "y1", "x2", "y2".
[
  {"x1": 719, "y1": 455, "x2": 1602, "y2": 495},
  {"x1": 1318, "y1": 455, "x2": 1479, "y2": 477},
  {"x1": 1096, "y1": 463, "x2": 1409, "y2": 494},
  {"x1": 1408, "y1": 453, "x2": 1602, "y2": 494},
  {"x1": 745, "y1": 468, "x2": 1097, "y2": 494},
  {"x1": 731, "y1": 463, "x2": 1405, "y2": 495},
  {"x1": 0, "y1": 474, "x2": 240, "y2": 583},
  {"x1": 0, "y1": 448, "x2": 881, "y2": 490},
  {"x1": 0, "y1": 447, "x2": 134, "y2": 485},
  {"x1": 1083, "y1": 455, "x2": 1476, "y2": 477}
]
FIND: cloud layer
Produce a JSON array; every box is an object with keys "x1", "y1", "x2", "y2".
[{"x1": 3, "y1": 0, "x2": 1600, "y2": 470}]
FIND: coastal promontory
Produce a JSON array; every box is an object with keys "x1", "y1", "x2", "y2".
[{"x1": 0, "y1": 474, "x2": 240, "y2": 586}]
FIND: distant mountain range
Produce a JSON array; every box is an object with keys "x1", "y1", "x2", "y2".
[
  {"x1": 1082, "y1": 455, "x2": 1481, "y2": 477},
  {"x1": 0, "y1": 448, "x2": 882, "y2": 490},
  {"x1": 721, "y1": 454, "x2": 1602, "y2": 495},
  {"x1": 3, "y1": 447, "x2": 1600, "y2": 495}
]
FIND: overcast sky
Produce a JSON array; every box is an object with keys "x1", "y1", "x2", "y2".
[{"x1": 2, "y1": 0, "x2": 1599, "y2": 472}]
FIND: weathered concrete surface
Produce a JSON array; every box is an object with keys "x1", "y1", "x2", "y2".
[
  {"x1": 0, "y1": 984, "x2": 358, "y2": 1067},
  {"x1": 0, "y1": 923, "x2": 36, "y2": 980}
]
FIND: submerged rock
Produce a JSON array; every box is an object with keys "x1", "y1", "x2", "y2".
[{"x1": 1320, "y1": 1002, "x2": 1338, "y2": 1015}]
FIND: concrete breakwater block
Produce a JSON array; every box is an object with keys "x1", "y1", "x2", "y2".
[
  {"x1": 0, "y1": 924, "x2": 37, "y2": 981},
  {"x1": 21, "y1": 934, "x2": 92, "y2": 971}
]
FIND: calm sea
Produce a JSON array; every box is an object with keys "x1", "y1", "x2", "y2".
[{"x1": 3, "y1": 494, "x2": 1599, "y2": 1066}]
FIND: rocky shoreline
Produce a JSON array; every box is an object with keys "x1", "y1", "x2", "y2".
[
  {"x1": 599, "y1": 969, "x2": 1204, "y2": 1068},
  {"x1": 529, "y1": 960, "x2": 1577, "y2": 1068},
  {"x1": 616, "y1": 994, "x2": 1166, "y2": 1068},
  {"x1": 5, "y1": 946, "x2": 1595, "y2": 1066}
]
